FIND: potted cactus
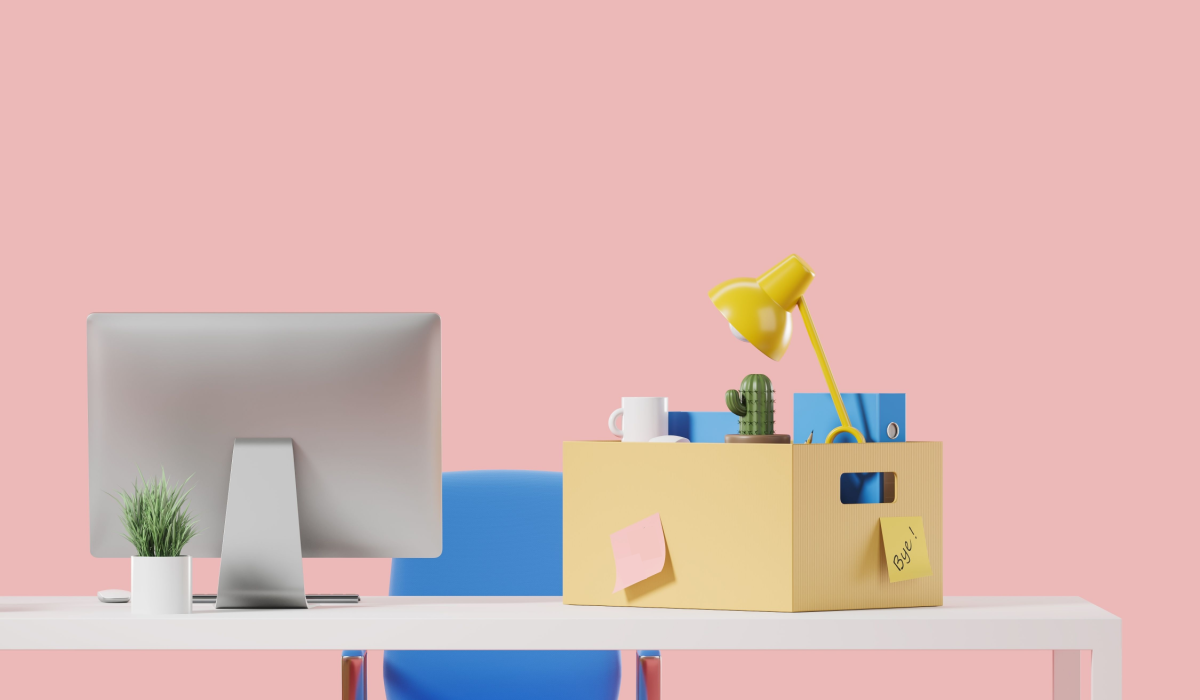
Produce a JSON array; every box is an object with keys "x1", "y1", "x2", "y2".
[{"x1": 724, "y1": 374, "x2": 791, "y2": 444}]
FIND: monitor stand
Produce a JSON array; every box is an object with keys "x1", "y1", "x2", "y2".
[{"x1": 215, "y1": 438, "x2": 308, "y2": 609}]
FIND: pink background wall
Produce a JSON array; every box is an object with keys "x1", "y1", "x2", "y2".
[{"x1": 1, "y1": 2, "x2": 1196, "y2": 697}]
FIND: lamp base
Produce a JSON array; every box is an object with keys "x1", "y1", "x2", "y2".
[{"x1": 725, "y1": 434, "x2": 792, "y2": 444}]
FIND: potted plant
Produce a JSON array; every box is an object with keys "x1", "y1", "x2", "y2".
[
  {"x1": 724, "y1": 373, "x2": 792, "y2": 443},
  {"x1": 112, "y1": 469, "x2": 198, "y2": 615}
]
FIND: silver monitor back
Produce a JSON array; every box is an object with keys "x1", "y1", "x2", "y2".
[{"x1": 88, "y1": 313, "x2": 442, "y2": 562}]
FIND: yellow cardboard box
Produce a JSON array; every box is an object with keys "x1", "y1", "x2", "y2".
[{"x1": 563, "y1": 441, "x2": 942, "y2": 612}]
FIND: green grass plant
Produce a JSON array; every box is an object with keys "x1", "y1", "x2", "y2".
[{"x1": 111, "y1": 469, "x2": 199, "y2": 557}]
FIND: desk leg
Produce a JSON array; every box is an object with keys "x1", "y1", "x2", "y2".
[
  {"x1": 342, "y1": 650, "x2": 367, "y2": 700},
  {"x1": 1053, "y1": 651, "x2": 1080, "y2": 700},
  {"x1": 1091, "y1": 640, "x2": 1122, "y2": 700},
  {"x1": 636, "y1": 650, "x2": 660, "y2": 700}
]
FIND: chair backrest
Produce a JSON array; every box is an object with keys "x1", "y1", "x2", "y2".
[
  {"x1": 383, "y1": 470, "x2": 620, "y2": 700},
  {"x1": 390, "y1": 470, "x2": 563, "y2": 595}
]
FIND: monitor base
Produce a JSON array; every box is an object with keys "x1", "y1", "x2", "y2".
[
  {"x1": 195, "y1": 594, "x2": 359, "y2": 605},
  {"x1": 216, "y1": 438, "x2": 308, "y2": 609}
]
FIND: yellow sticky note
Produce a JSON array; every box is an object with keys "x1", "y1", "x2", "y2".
[{"x1": 880, "y1": 516, "x2": 932, "y2": 583}]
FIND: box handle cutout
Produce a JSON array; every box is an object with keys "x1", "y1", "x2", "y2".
[{"x1": 840, "y1": 472, "x2": 896, "y2": 504}]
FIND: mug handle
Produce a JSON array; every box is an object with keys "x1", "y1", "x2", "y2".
[{"x1": 608, "y1": 408, "x2": 624, "y2": 438}]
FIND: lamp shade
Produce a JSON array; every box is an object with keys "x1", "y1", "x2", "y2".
[{"x1": 708, "y1": 255, "x2": 815, "y2": 361}]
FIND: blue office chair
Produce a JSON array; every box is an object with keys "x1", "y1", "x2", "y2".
[{"x1": 369, "y1": 470, "x2": 622, "y2": 700}]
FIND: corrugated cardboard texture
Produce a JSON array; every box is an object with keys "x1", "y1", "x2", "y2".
[
  {"x1": 793, "y1": 442, "x2": 943, "y2": 612},
  {"x1": 563, "y1": 441, "x2": 794, "y2": 611},
  {"x1": 562, "y1": 441, "x2": 942, "y2": 612}
]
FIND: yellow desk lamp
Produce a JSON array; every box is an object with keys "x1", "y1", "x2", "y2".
[{"x1": 709, "y1": 254, "x2": 866, "y2": 444}]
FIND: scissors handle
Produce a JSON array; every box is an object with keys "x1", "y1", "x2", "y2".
[{"x1": 824, "y1": 424, "x2": 866, "y2": 444}]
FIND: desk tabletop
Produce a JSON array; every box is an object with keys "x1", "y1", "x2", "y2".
[{"x1": 0, "y1": 595, "x2": 1119, "y2": 651}]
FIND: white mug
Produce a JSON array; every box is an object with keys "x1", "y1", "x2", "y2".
[{"x1": 608, "y1": 397, "x2": 669, "y2": 442}]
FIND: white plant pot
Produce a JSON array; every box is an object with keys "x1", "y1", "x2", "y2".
[{"x1": 131, "y1": 556, "x2": 192, "y2": 615}]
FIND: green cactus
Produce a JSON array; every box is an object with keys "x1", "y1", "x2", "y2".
[{"x1": 725, "y1": 374, "x2": 776, "y2": 436}]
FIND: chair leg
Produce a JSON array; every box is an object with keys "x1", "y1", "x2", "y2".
[
  {"x1": 637, "y1": 650, "x2": 660, "y2": 700},
  {"x1": 342, "y1": 650, "x2": 367, "y2": 700}
]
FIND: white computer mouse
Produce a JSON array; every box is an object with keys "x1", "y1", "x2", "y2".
[{"x1": 98, "y1": 589, "x2": 130, "y2": 603}]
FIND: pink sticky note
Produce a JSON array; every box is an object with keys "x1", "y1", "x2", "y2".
[{"x1": 610, "y1": 513, "x2": 666, "y2": 593}]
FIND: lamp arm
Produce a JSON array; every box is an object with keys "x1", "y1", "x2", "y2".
[{"x1": 796, "y1": 297, "x2": 865, "y2": 444}]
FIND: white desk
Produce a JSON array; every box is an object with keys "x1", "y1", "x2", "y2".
[{"x1": 0, "y1": 595, "x2": 1120, "y2": 699}]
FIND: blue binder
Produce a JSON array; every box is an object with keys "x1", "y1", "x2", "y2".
[
  {"x1": 667, "y1": 411, "x2": 740, "y2": 443},
  {"x1": 793, "y1": 393, "x2": 905, "y2": 444}
]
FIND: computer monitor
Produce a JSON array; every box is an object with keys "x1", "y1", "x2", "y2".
[{"x1": 87, "y1": 313, "x2": 442, "y2": 608}]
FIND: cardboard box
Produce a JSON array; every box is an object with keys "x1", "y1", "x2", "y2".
[{"x1": 563, "y1": 441, "x2": 942, "y2": 612}]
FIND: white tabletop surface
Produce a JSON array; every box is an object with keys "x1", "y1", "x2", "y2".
[{"x1": 0, "y1": 595, "x2": 1119, "y2": 651}]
